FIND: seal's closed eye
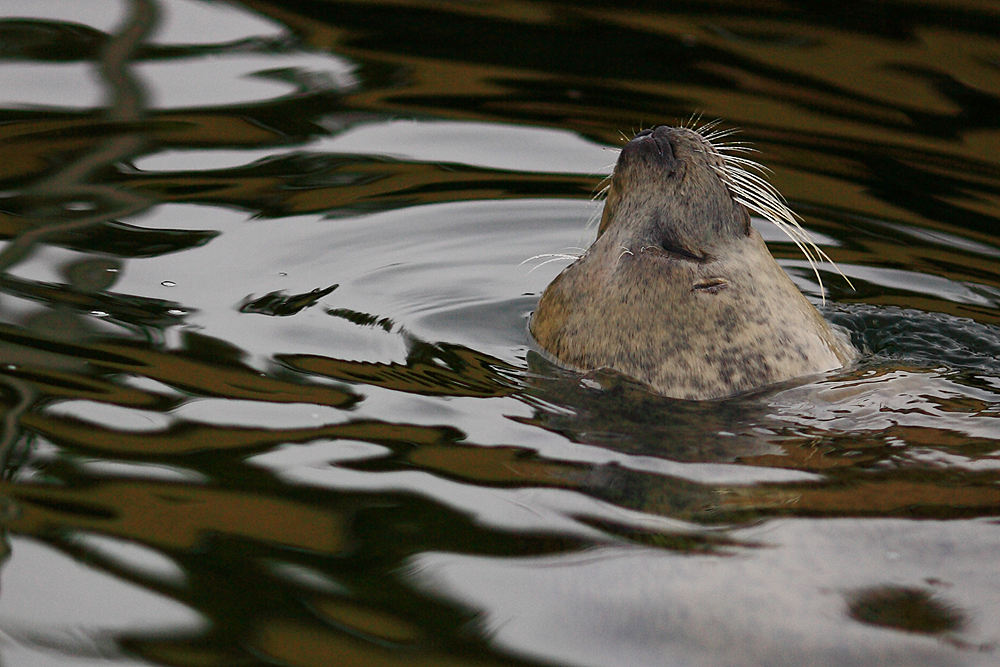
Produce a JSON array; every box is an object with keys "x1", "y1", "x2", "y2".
[
  {"x1": 530, "y1": 124, "x2": 856, "y2": 400},
  {"x1": 693, "y1": 278, "x2": 729, "y2": 293},
  {"x1": 659, "y1": 242, "x2": 705, "y2": 262}
]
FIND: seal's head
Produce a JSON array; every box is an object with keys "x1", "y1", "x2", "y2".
[{"x1": 530, "y1": 125, "x2": 855, "y2": 400}]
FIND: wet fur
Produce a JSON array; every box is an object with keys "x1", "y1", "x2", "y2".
[{"x1": 530, "y1": 126, "x2": 855, "y2": 400}]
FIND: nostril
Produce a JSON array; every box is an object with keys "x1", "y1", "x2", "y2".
[
  {"x1": 634, "y1": 128, "x2": 655, "y2": 139},
  {"x1": 653, "y1": 136, "x2": 675, "y2": 160}
]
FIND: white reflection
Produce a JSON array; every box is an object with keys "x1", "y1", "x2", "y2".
[
  {"x1": 753, "y1": 219, "x2": 838, "y2": 246},
  {"x1": 0, "y1": 537, "x2": 207, "y2": 640},
  {"x1": 0, "y1": 0, "x2": 125, "y2": 32},
  {"x1": 136, "y1": 115, "x2": 613, "y2": 176},
  {"x1": 117, "y1": 373, "x2": 187, "y2": 398},
  {"x1": 66, "y1": 532, "x2": 187, "y2": 586},
  {"x1": 172, "y1": 399, "x2": 348, "y2": 429},
  {"x1": 0, "y1": 0, "x2": 357, "y2": 112},
  {"x1": 877, "y1": 221, "x2": 1000, "y2": 259},
  {"x1": 266, "y1": 560, "x2": 350, "y2": 595},
  {"x1": 249, "y1": 440, "x2": 390, "y2": 469},
  {"x1": 783, "y1": 260, "x2": 998, "y2": 307},
  {"x1": 312, "y1": 119, "x2": 618, "y2": 175},
  {"x1": 0, "y1": 63, "x2": 101, "y2": 109},
  {"x1": 135, "y1": 52, "x2": 357, "y2": 109},
  {"x1": 44, "y1": 400, "x2": 172, "y2": 433},
  {"x1": 407, "y1": 518, "x2": 1000, "y2": 667},
  {"x1": 76, "y1": 460, "x2": 208, "y2": 483},
  {"x1": 151, "y1": 0, "x2": 284, "y2": 45},
  {"x1": 133, "y1": 147, "x2": 287, "y2": 173}
]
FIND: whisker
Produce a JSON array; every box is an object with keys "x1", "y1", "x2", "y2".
[
  {"x1": 698, "y1": 125, "x2": 854, "y2": 301},
  {"x1": 685, "y1": 111, "x2": 707, "y2": 130},
  {"x1": 714, "y1": 145, "x2": 758, "y2": 154},
  {"x1": 720, "y1": 154, "x2": 773, "y2": 174},
  {"x1": 615, "y1": 245, "x2": 634, "y2": 268},
  {"x1": 702, "y1": 128, "x2": 742, "y2": 142},
  {"x1": 696, "y1": 120, "x2": 725, "y2": 136},
  {"x1": 521, "y1": 252, "x2": 584, "y2": 273}
]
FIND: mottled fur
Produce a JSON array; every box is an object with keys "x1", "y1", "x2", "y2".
[{"x1": 531, "y1": 126, "x2": 855, "y2": 400}]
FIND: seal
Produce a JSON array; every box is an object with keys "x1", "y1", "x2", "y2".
[{"x1": 530, "y1": 124, "x2": 855, "y2": 400}]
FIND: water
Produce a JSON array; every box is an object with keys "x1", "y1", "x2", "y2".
[{"x1": 0, "y1": 1, "x2": 999, "y2": 665}]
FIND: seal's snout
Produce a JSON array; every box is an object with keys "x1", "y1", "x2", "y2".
[{"x1": 623, "y1": 126, "x2": 678, "y2": 170}]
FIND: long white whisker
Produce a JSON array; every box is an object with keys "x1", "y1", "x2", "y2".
[
  {"x1": 702, "y1": 128, "x2": 742, "y2": 142},
  {"x1": 521, "y1": 252, "x2": 583, "y2": 273},
  {"x1": 697, "y1": 126, "x2": 854, "y2": 301},
  {"x1": 696, "y1": 119, "x2": 724, "y2": 135},
  {"x1": 686, "y1": 112, "x2": 709, "y2": 131},
  {"x1": 721, "y1": 155, "x2": 773, "y2": 174}
]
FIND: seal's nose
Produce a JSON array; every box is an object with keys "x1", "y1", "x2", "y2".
[
  {"x1": 625, "y1": 126, "x2": 677, "y2": 168},
  {"x1": 650, "y1": 126, "x2": 676, "y2": 159}
]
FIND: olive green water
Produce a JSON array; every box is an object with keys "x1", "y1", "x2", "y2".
[{"x1": 0, "y1": 1, "x2": 999, "y2": 666}]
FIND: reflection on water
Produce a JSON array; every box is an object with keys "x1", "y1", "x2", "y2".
[
  {"x1": 0, "y1": 0, "x2": 999, "y2": 666},
  {"x1": 847, "y1": 586, "x2": 966, "y2": 636}
]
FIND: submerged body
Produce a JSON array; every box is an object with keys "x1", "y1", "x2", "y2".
[{"x1": 530, "y1": 125, "x2": 855, "y2": 400}]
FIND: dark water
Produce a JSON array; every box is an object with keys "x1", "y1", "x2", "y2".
[{"x1": 0, "y1": 1, "x2": 999, "y2": 665}]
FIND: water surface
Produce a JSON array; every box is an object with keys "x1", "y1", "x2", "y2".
[{"x1": 0, "y1": 1, "x2": 999, "y2": 666}]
